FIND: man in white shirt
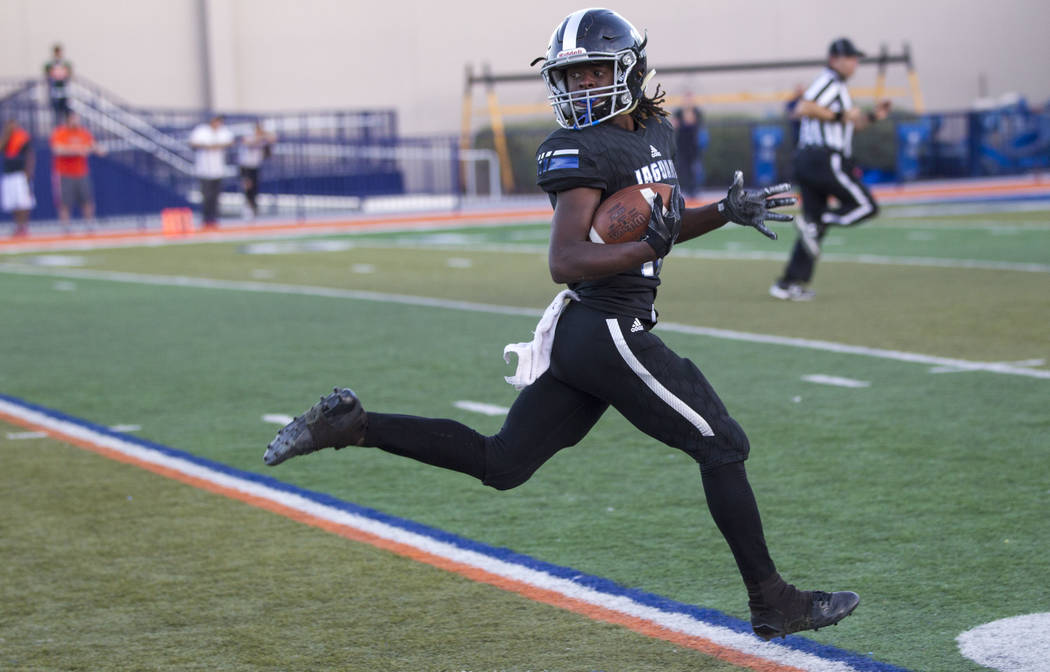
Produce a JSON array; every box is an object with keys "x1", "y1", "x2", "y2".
[{"x1": 189, "y1": 115, "x2": 234, "y2": 228}]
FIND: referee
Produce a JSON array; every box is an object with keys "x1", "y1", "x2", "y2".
[{"x1": 770, "y1": 37, "x2": 890, "y2": 301}]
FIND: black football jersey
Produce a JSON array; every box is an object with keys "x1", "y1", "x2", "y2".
[{"x1": 536, "y1": 115, "x2": 680, "y2": 322}]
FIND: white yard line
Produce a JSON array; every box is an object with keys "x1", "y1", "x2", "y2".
[
  {"x1": 801, "y1": 375, "x2": 871, "y2": 388},
  {"x1": 2, "y1": 263, "x2": 1047, "y2": 381},
  {"x1": 301, "y1": 239, "x2": 1050, "y2": 274},
  {"x1": 5, "y1": 423, "x2": 140, "y2": 440},
  {"x1": 454, "y1": 401, "x2": 511, "y2": 416},
  {"x1": 6, "y1": 430, "x2": 47, "y2": 440},
  {"x1": 929, "y1": 358, "x2": 1046, "y2": 374}
]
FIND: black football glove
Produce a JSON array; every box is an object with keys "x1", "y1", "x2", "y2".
[
  {"x1": 717, "y1": 170, "x2": 796, "y2": 240},
  {"x1": 641, "y1": 183, "x2": 683, "y2": 258}
]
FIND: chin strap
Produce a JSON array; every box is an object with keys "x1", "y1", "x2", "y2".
[
  {"x1": 619, "y1": 69, "x2": 656, "y2": 117},
  {"x1": 639, "y1": 68, "x2": 656, "y2": 93}
]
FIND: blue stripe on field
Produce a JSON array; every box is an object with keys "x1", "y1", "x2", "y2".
[{"x1": 2, "y1": 392, "x2": 911, "y2": 672}]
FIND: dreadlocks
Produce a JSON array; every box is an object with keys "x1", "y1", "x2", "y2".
[{"x1": 630, "y1": 83, "x2": 669, "y2": 123}]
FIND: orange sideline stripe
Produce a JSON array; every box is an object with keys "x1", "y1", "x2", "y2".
[
  {"x1": 872, "y1": 181, "x2": 1050, "y2": 201},
  {"x1": 1, "y1": 408, "x2": 804, "y2": 672}
]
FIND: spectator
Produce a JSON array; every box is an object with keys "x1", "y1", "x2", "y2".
[
  {"x1": 43, "y1": 44, "x2": 73, "y2": 122},
  {"x1": 50, "y1": 111, "x2": 104, "y2": 229},
  {"x1": 674, "y1": 94, "x2": 704, "y2": 197},
  {"x1": 2, "y1": 120, "x2": 35, "y2": 237},
  {"x1": 188, "y1": 114, "x2": 233, "y2": 229},
  {"x1": 237, "y1": 120, "x2": 277, "y2": 219}
]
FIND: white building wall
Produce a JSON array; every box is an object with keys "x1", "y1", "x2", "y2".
[
  {"x1": 0, "y1": 0, "x2": 205, "y2": 109},
  {"x1": 2, "y1": 0, "x2": 1048, "y2": 134}
]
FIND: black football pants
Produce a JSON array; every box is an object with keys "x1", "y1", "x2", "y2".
[
  {"x1": 781, "y1": 147, "x2": 879, "y2": 284},
  {"x1": 362, "y1": 301, "x2": 776, "y2": 583},
  {"x1": 200, "y1": 178, "x2": 222, "y2": 225},
  {"x1": 366, "y1": 301, "x2": 750, "y2": 489}
]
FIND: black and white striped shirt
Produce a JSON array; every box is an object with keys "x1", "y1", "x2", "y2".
[{"x1": 797, "y1": 67, "x2": 855, "y2": 157}]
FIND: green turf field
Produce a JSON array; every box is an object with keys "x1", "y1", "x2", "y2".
[{"x1": 1, "y1": 208, "x2": 1048, "y2": 671}]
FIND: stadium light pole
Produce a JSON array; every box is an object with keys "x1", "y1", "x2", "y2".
[{"x1": 196, "y1": 0, "x2": 214, "y2": 113}]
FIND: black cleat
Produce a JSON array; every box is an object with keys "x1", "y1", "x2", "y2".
[
  {"x1": 264, "y1": 388, "x2": 367, "y2": 466},
  {"x1": 751, "y1": 590, "x2": 860, "y2": 641}
]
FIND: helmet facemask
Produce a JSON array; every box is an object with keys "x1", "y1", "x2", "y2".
[{"x1": 541, "y1": 48, "x2": 643, "y2": 129}]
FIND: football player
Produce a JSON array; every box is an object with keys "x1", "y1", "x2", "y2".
[{"x1": 265, "y1": 8, "x2": 858, "y2": 641}]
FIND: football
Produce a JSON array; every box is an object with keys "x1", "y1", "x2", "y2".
[{"x1": 589, "y1": 183, "x2": 673, "y2": 244}]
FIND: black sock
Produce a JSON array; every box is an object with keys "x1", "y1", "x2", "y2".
[
  {"x1": 700, "y1": 461, "x2": 777, "y2": 587},
  {"x1": 746, "y1": 572, "x2": 811, "y2": 615},
  {"x1": 362, "y1": 412, "x2": 487, "y2": 481}
]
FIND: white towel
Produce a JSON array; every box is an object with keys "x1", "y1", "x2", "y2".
[{"x1": 503, "y1": 289, "x2": 579, "y2": 389}]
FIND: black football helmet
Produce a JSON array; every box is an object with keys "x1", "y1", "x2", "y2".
[{"x1": 537, "y1": 8, "x2": 652, "y2": 129}]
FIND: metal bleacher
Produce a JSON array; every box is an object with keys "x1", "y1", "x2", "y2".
[{"x1": 0, "y1": 77, "x2": 503, "y2": 225}]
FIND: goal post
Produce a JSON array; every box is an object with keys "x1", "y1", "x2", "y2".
[{"x1": 461, "y1": 45, "x2": 924, "y2": 191}]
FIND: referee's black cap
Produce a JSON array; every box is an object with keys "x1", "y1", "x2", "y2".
[{"x1": 828, "y1": 37, "x2": 865, "y2": 58}]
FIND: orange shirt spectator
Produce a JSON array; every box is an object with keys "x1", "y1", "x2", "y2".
[
  {"x1": 49, "y1": 112, "x2": 104, "y2": 225},
  {"x1": 50, "y1": 122, "x2": 95, "y2": 178},
  {"x1": 2, "y1": 120, "x2": 36, "y2": 236}
]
